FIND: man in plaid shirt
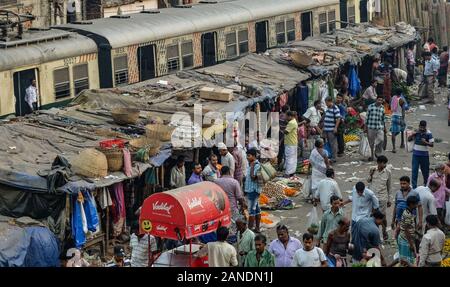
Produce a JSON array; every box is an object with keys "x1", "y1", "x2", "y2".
[{"x1": 364, "y1": 95, "x2": 386, "y2": 161}]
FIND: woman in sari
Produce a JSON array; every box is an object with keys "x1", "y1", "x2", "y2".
[{"x1": 309, "y1": 138, "x2": 330, "y2": 197}]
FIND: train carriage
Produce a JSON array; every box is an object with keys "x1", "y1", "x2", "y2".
[
  {"x1": 0, "y1": 29, "x2": 98, "y2": 116},
  {"x1": 57, "y1": 0, "x2": 359, "y2": 89},
  {"x1": 0, "y1": 0, "x2": 363, "y2": 117}
]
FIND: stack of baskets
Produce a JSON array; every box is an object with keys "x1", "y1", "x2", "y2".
[
  {"x1": 145, "y1": 124, "x2": 175, "y2": 142},
  {"x1": 71, "y1": 148, "x2": 108, "y2": 178},
  {"x1": 97, "y1": 139, "x2": 126, "y2": 172},
  {"x1": 99, "y1": 147, "x2": 124, "y2": 172}
]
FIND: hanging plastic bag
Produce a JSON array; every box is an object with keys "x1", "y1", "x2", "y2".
[
  {"x1": 72, "y1": 197, "x2": 86, "y2": 248},
  {"x1": 405, "y1": 130, "x2": 415, "y2": 153},
  {"x1": 358, "y1": 134, "x2": 371, "y2": 158},
  {"x1": 80, "y1": 201, "x2": 88, "y2": 234},
  {"x1": 306, "y1": 206, "x2": 319, "y2": 235},
  {"x1": 82, "y1": 191, "x2": 99, "y2": 232},
  {"x1": 445, "y1": 201, "x2": 450, "y2": 226},
  {"x1": 302, "y1": 176, "x2": 312, "y2": 198}
]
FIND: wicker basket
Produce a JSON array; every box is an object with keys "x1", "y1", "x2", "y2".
[
  {"x1": 99, "y1": 148, "x2": 123, "y2": 172},
  {"x1": 176, "y1": 91, "x2": 192, "y2": 101},
  {"x1": 145, "y1": 124, "x2": 175, "y2": 142},
  {"x1": 111, "y1": 107, "x2": 140, "y2": 125},
  {"x1": 128, "y1": 138, "x2": 161, "y2": 156},
  {"x1": 290, "y1": 52, "x2": 313, "y2": 68},
  {"x1": 71, "y1": 148, "x2": 108, "y2": 178}
]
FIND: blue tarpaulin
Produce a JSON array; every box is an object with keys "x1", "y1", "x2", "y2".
[
  {"x1": 348, "y1": 65, "x2": 361, "y2": 98},
  {"x1": 0, "y1": 223, "x2": 60, "y2": 267}
]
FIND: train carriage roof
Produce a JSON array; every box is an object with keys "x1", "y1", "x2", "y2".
[
  {"x1": 0, "y1": 32, "x2": 97, "y2": 72},
  {"x1": 56, "y1": 0, "x2": 338, "y2": 48}
]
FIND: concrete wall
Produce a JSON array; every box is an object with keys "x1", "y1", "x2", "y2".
[
  {"x1": 103, "y1": 0, "x2": 158, "y2": 18},
  {"x1": 0, "y1": 0, "x2": 54, "y2": 28}
]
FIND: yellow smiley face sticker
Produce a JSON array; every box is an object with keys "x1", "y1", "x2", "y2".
[{"x1": 141, "y1": 220, "x2": 152, "y2": 232}]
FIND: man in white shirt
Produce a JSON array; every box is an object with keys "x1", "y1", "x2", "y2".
[
  {"x1": 218, "y1": 142, "x2": 235, "y2": 176},
  {"x1": 314, "y1": 168, "x2": 342, "y2": 212},
  {"x1": 130, "y1": 225, "x2": 157, "y2": 267},
  {"x1": 303, "y1": 100, "x2": 323, "y2": 136},
  {"x1": 291, "y1": 233, "x2": 327, "y2": 267},
  {"x1": 418, "y1": 215, "x2": 445, "y2": 267},
  {"x1": 415, "y1": 183, "x2": 438, "y2": 232},
  {"x1": 25, "y1": 79, "x2": 39, "y2": 114},
  {"x1": 197, "y1": 226, "x2": 238, "y2": 267}
]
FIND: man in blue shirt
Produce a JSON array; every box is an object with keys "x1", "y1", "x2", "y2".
[
  {"x1": 323, "y1": 96, "x2": 341, "y2": 163},
  {"x1": 245, "y1": 148, "x2": 262, "y2": 232},
  {"x1": 408, "y1": 120, "x2": 434, "y2": 189},
  {"x1": 343, "y1": 182, "x2": 380, "y2": 227},
  {"x1": 187, "y1": 162, "x2": 203, "y2": 185},
  {"x1": 422, "y1": 52, "x2": 439, "y2": 104},
  {"x1": 351, "y1": 211, "x2": 386, "y2": 265},
  {"x1": 335, "y1": 94, "x2": 347, "y2": 157}
]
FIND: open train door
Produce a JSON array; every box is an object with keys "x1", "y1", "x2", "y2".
[
  {"x1": 201, "y1": 32, "x2": 217, "y2": 67},
  {"x1": 13, "y1": 68, "x2": 38, "y2": 116},
  {"x1": 301, "y1": 12, "x2": 313, "y2": 40},
  {"x1": 138, "y1": 44, "x2": 157, "y2": 81},
  {"x1": 340, "y1": 0, "x2": 348, "y2": 28},
  {"x1": 255, "y1": 21, "x2": 268, "y2": 53},
  {"x1": 360, "y1": 0, "x2": 368, "y2": 23}
]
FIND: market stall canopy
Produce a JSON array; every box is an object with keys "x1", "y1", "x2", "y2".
[
  {"x1": 139, "y1": 182, "x2": 231, "y2": 240},
  {"x1": 270, "y1": 22, "x2": 419, "y2": 77}
]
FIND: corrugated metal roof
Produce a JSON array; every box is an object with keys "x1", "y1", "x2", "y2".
[
  {"x1": 0, "y1": 33, "x2": 97, "y2": 72},
  {"x1": 57, "y1": 0, "x2": 338, "y2": 48}
]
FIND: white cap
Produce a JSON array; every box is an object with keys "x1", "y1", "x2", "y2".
[{"x1": 218, "y1": 142, "x2": 227, "y2": 150}]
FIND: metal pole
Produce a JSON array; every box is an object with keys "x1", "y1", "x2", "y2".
[{"x1": 148, "y1": 233, "x2": 152, "y2": 267}]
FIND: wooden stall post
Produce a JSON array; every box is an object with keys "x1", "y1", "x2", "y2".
[
  {"x1": 194, "y1": 148, "x2": 199, "y2": 164},
  {"x1": 161, "y1": 166, "x2": 165, "y2": 189}
]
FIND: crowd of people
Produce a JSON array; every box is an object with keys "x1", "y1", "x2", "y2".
[{"x1": 65, "y1": 41, "x2": 449, "y2": 268}]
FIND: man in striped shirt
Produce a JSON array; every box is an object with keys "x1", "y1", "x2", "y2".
[
  {"x1": 323, "y1": 97, "x2": 341, "y2": 163},
  {"x1": 408, "y1": 120, "x2": 434, "y2": 189},
  {"x1": 364, "y1": 95, "x2": 386, "y2": 161}
]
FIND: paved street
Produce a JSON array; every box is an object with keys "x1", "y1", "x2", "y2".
[{"x1": 263, "y1": 89, "x2": 450, "y2": 265}]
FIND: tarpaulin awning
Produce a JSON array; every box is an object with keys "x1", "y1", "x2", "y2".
[{"x1": 139, "y1": 182, "x2": 231, "y2": 240}]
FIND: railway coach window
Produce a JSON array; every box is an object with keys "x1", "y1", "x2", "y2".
[
  {"x1": 181, "y1": 41, "x2": 194, "y2": 69},
  {"x1": 275, "y1": 21, "x2": 285, "y2": 44},
  {"x1": 226, "y1": 32, "x2": 237, "y2": 59},
  {"x1": 238, "y1": 30, "x2": 249, "y2": 55},
  {"x1": 276, "y1": 19, "x2": 295, "y2": 44},
  {"x1": 167, "y1": 44, "x2": 180, "y2": 72},
  {"x1": 319, "y1": 12, "x2": 328, "y2": 34},
  {"x1": 286, "y1": 19, "x2": 295, "y2": 42},
  {"x1": 54, "y1": 68, "x2": 71, "y2": 99},
  {"x1": 348, "y1": 6, "x2": 356, "y2": 24},
  {"x1": 114, "y1": 55, "x2": 129, "y2": 86},
  {"x1": 73, "y1": 64, "x2": 89, "y2": 95},
  {"x1": 328, "y1": 11, "x2": 336, "y2": 32}
]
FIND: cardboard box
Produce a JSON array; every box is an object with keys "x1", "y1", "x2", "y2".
[{"x1": 199, "y1": 87, "x2": 233, "y2": 102}]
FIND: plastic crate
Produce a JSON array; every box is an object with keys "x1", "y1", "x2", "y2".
[{"x1": 99, "y1": 139, "x2": 125, "y2": 149}]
